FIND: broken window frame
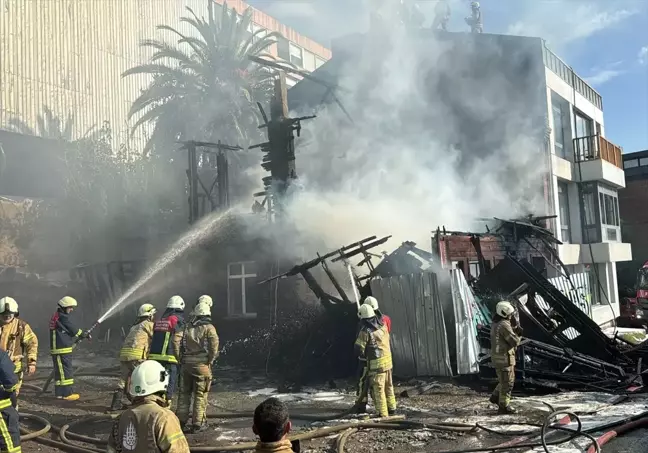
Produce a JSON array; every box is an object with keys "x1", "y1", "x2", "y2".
[{"x1": 227, "y1": 261, "x2": 258, "y2": 318}]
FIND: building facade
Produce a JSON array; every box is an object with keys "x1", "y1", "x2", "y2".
[
  {"x1": 0, "y1": 0, "x2": 331, "y2": 148},
  {"x1": 544, "y1": 45, "x2": 631, "y2": 325},
  {"x1": 289, "y1": 30, "x2": 630, "y2": 327}
]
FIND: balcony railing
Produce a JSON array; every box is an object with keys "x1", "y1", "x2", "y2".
[{"x1": 573, "y1": 134, "x2": 623, "y2": 169}]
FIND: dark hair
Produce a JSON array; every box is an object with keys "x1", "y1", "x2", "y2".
[{"x1": 253, "y1": 398, "x2": 289, "y2": 442}]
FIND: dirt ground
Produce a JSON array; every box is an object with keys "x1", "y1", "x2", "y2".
[{"x1": 16, "y1": 347, "x2": 642, "y2": 453}]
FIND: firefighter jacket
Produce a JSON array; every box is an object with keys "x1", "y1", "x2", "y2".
[
  {"x1": 149, "y1": 310, "x2": 184, "y2": 364},
  {"x1": 181, "y1": 317, "x2": 219, "y2": 366},
  {"x1": 354, "y1": 319, "x2": 392, "y2": 373},
  {"x1": 120, "y1": 319, "x2": 155, "y2": 362},
  {"x1": 107, "y1": 395, "x2": 190, "y2": 453},
  {"x1": 0, "y1": 350, "x2": 18, "y2": 399},
  {"x1": 255, "y1": 439, "x2": 295, "y2": 453},
  {"x1": 0, "y1": 318, "x2": 38, "y2": 373},
  {"x1": 490, "y1": 318, "x2": 520, "y2": 368},
  {"x1": 49, "y1": 309, "x2": 83, "y2": 355}
]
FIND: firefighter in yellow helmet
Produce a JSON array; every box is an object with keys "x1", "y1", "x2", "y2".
[
  {"x1": 48, "y1": 296, "x2": 90, "y2": 401},
  {"x1": 110, "y1": 303, "x2": 157, "y2": 411},
  {"x1": 0, "y1": 297, "x2": 38, "y2": 399},
  {"x1": 177, "y1": 302, "x2": 219, "y2": 433},
  {"x1": 107, "y1": 360, "x2": 190, "y2": 453},
  {"x1": 354, "y1": 304, "x2": 396, "y2": 417},
  {"x1": 490, "y1": 300, "x2": 521, "y2": 415}
]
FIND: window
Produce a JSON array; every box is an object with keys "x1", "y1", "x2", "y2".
[
  {"x1": 640, "y1": 158, "x2": 648, "y2": 167},
  {"x1": 227, "y1": 262, "x2": 258, "y2": 317},
  {"x1": 551, "y1": 93, "x2": 569, "y2": 159},
  {"x1": 580, "y1": 183, "x2": 601, "y2": 243},
  {"x1": 277, "y1": 36, "x2": 289, "y2": 60},
  {"x1": 624, "y1": 159, "x2": 639, "y2": 169},
  {"x1": 315, "y1": 57, "x2": 326, "y2": 68},
  {"x1": 598, "y1": 185, "x2": 620, "y2": 242},
  {"x1": 557, "y1": 182, "x2": 571, "y2": 243},
  {"x1": 574, "y1": 111, "x2": 594, "y2": 160},
  {"x1": 289, "y1": 42, "x2": 303, "y2": 67},
  {"x1": 468, "y1": 261, "x2": 480, "y2": 279},
  {"x1": 302, "y1": 49, "x2": 315, "y2": 71}
]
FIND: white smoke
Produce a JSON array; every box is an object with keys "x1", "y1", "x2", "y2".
[{"x1": 269, "y1": 5, "x2": 549, "y2": 255}]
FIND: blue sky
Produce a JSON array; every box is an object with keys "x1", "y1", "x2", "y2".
[{"x1": 247, "y1": 0, "x2": 648, "y2": 153}]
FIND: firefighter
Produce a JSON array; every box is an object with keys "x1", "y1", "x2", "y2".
[
  {"x1": 107, "y1": 360, "x2": 190, "y2": 453},
  {"x1": 355, "y1": 296, "x2": 392, "y2": 413},
  {"x1": 177, "y1": 302, "x2": 218, "y2": 433},
  {"x1": 0, "y1": 349, "x2": 20, "y2": 453},
  {"x1": 354, "y1": 304, "x2": 396, "y2": 418},
  {"x1": 465, "y1": 1, "x2": 483, "y2": 33},
  {"x1": 489, "y1": 300, "x2": 521, "y2": 414},
  {"x1": 253, "y1": 397, "x2": 295, "y2": 453},
  {"x1": 110, "y1": 303, "x2": 157, "y2": 411},
  {"x1": 149, "y1": 296, "x2": 185, "y2": 401},
  {"x1": 49, "y1": 296, "x2": 89, "y2": 401},
  {"x1": 0, "y1": 297, "x2": 38, "y2": 398}
]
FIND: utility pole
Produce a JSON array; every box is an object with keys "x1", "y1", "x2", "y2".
[{"x1": 250, "y1": 72, "x2": 315, "y2": 221}]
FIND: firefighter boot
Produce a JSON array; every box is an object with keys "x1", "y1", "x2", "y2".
[
  {"x1": 489, "y1": 393, "x2": 499, "y2": 406},
  {"x1": 109, "y1": 391, "x2": 123, "y2": 411},
  {"x1": 498, "y1": 405, "x2": 517, "y2": 415},
  {"x1": 356, "y1": 402, "x2": 368, "y2": 414}
]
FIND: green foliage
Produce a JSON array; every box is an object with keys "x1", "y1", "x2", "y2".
[
  {"x1": 8, "y1": 105, "x2": 99, "y2": 141},
  {"x1": 123, "y1": 1, "x2": 282, "y2": 155}
]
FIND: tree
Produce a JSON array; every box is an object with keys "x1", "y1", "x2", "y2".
[
  {"x1": 8, "y1": 105, "x2": 97, "y2": 141},
  {"x1": 123, "y1": 1, "x2": 283, "y2": 155}
]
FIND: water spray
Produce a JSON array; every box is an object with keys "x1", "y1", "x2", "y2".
[{"x1": 344, "y1": 261, "x2": 361, "y2": 309}]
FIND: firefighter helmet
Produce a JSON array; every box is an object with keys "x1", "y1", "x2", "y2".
[
  {"x1": 358, "y1": 304, "x2": 376, "y2": 319},
  {"x1": 198, "y1": 294, "x2": 213, "y2": 307},
  {"x1": 166, "y1": 295, "x2": 185, "y2": 310},
  {"x1": 194, "y1": 303, "x2": 211, "y2": 317},
  {"x1": 129, "y1": 360, "x2": 168, "y2": 397},
  {"x1": 58, "y1": 296, "x2": 78, "y2": 308},
  {"x1": 363, "y1": 296, "x2": 379, "y2": 311},
  {"x1": 137, "y1": 303, "x2": 156, "y2": 318},
  {"x1": 0, "y1": 297, "x2": 18, "y2": 314},
  {"x1": 495, "y1": 301, "x2": 515, "y2": 318}
]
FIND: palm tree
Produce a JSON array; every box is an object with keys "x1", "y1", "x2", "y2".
[
  {"x1": 123, "y1": 1, "x2": 283, "y2": 155},
  {"x1": 8, "y1": 105, "x2": 97, "y2": 141}
]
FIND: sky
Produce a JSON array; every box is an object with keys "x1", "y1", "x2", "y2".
[{"x1": 246, "y1": 0, "x2": 648, "y2": 153}]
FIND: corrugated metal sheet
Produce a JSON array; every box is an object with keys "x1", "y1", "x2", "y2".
[
  {"x1": 370, "y1": 272, "x2": 452, "y2": 378},
  {"x1": 548, "y1": 272, "x2": 593, "y2": 317},
  {"x1": 0, "y1": 0, "x2": 329, "y2": 151},
  {"x1": 450, "y1": 269, "x2": 480, "y2": 374}
]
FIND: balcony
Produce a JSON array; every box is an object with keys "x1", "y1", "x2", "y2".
[{"x1": 573, "y1": 135, "x2": 625, "y2": 189}]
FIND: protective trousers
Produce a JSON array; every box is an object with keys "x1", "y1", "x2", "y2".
[
  {"x1": 368, "y1": 370, "x2": 396, "y2": 417},
  {"x1": 116, "y1": 361, "x2": 139, "y2": 400},
  {"x1": 163, "y1": 363, "x2": 179, "y2": 401},
  {"x1": 0, "y1": 402, "x2": 21, "y2": 453},
  {"x1": 491, "y1": 366, "x2": 515, "y2": 408},
  {"x1": 355, "y1": 363, "x2": 368, "y2": 405},
  {"x1": 52, "y1": 354, "x2": 75, "y2": 398},
  {"x1": 177, "y1": 365, "x2": 212, "y2": 427}
]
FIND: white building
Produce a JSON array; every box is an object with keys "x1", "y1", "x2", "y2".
[{"x1": 543, "y1": 45, "x2": 631, "y2": 326}]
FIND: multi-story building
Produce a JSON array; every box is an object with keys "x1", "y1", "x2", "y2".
[
  {"x1": 0, "y1": 0, "x2": 331, "y2": 148},
  {"x1": 289, "y1": 30, "x2": 631, "y2": 326}
]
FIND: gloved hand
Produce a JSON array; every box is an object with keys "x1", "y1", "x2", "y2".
[
  {"x1": 81, "y1": 331, "x2": 92, "y2": 340},
  {"x1": 514, "y1": 326, "x2": 523, "y2": 335},
  {"x1": 27, "y1": 364, "x2": 36, "y2": 375}
]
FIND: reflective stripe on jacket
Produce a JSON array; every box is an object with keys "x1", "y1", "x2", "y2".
[
  {"x1": 354, "y1": 322, "x2": 392, "y2": 373},
  {"x1": 119, "y1": 319, "x2": 155, "y2": 361},
  {"x1": 49, "y1": 310, "x2": 82, "y2": 355},
  {"x1": 0, "y1": 318, "x2": 38, "y2": 373},
  {"x1": 149, "y1": 314, "x2": 183, "y2": 364},
  {"x1": 107, "y1": 395, "x2": 190, "y2": 453}
]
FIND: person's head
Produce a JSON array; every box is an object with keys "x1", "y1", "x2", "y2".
[
  {"x1": 357, "y1": 304, "x2": 376, "y2": 321},
  {"x1": 166, "y1": 295, "x2": 185, "y2": 312},
  {"x1": 253, "y1": 398, "x2": 291, "y2": 443},
  {"x1": 137, "y1": 303, "x2": 157, "y2": 320},
  {"x1": 0, "y1": 297, "x2": 18, "y2": 325},
  {"x1": 58, "y1": 296, "x2": 78, "y2": 314},
  {"x1": 193, "y1": 302, "x2": 211, "y2": 318},
  {"x1": 495, "y1": 301, "x2": 515, "y2": 319},
  {"x1": 129, "y1": 360, "x2": 168, "y2": 400},
  {"x1": 197, "y1": 295, "x2": 213, "y2": 308}
]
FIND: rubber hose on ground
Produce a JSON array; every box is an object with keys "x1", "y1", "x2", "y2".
[
  {"x1": 18, "y1": 413, "x2": 51, "y2": 441},
  {"x1": 60, "y1": 415, "x2": 117, "y2": 447},
  {"x1": 585, "y1": 417, "x2": 648, "y2": 453}
]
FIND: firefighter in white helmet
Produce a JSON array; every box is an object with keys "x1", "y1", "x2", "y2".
[
  {"x1": 189, "y1": 295, "x2": 213, "y2": 322},
  {"x1": 177, "y1": 302, "x2": 219, "y2": 433},
  {"x1": 354, "y1": 304, "x2": 396, "y2": 417},
  {"x1": 149, "y1": 296, "x2": 185, "y2": 401},
  {"x1": 48, "y1": 296, "x2": 90, "y2": 401},
  {"x1": 0, "y1": 296, "x2": 38, "y2": 400},
  {"x1": 110, "y1": 303, "x2": 158, "y2": 411},
  {"x1": 107, "y1": 360, "x2": 190, "y2": 453},
  {"x1": 490, "y1": 301, "x2": 521, "y2": 414}
]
